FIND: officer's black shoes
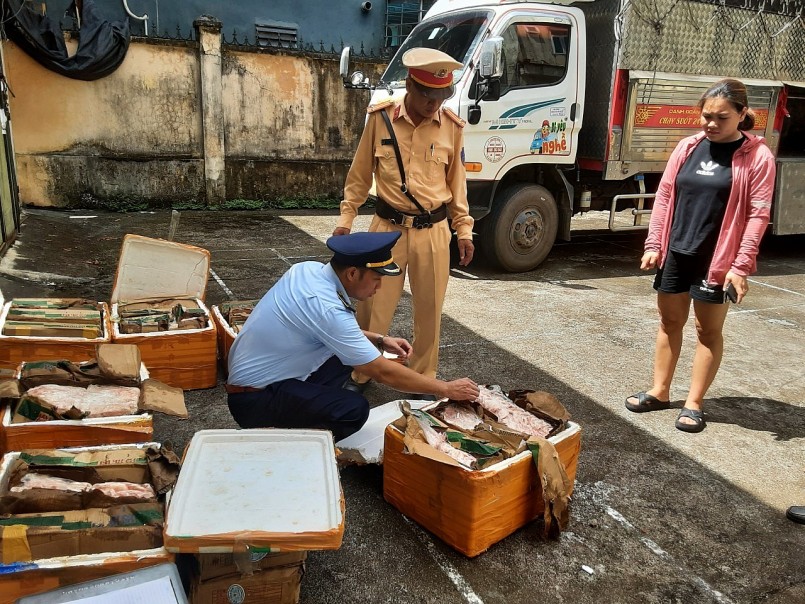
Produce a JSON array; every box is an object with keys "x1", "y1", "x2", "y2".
[
  {"x1": 787, "y1": 506, "x2": 805, "y2": 524},
  {"x1": 343, "y1": 377, "x2": 370, "y2": 394}
]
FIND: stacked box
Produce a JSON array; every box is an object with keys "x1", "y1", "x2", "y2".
[
  {"x1": 164, "y1": 430, "x2": 345, "y2": 553},
  {"x1": 383, "y1": 416, "x2": 581, "y2": 557},
  {"x1": 191, "y1": 551, "x2": 307, "y2": 604},
  {"x1": 163, "y1": 430, "x2": 343, "y2": 602},
  {"x1": 0, "y1": 442, "x2": 175, "y2": 604},
  {"x1": 0, "y1": 299, "x2": 112, "y2": 372},
  {"x1": 110, "y1": 235, "x2": 217, "y2": 390},
  {"x1": 211, "y1": 299, "x2": 258, "y2": 371},
  {"x1": 0, "y1": 344, "x2": 186, "y2": 451}
]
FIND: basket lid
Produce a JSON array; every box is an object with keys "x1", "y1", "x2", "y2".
[
  {"x1": 164, "y1": 429, "x2": 344, "y2": 552},
  {"x1": 111, "y1": 235, "x2": 210, "y2": 303}
]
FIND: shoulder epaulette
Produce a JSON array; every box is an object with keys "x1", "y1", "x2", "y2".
[
  {"x1": 442, "y1": 107, "x2": 465, "y2": 128},
  {"x1": 368, "y1": 99, "x2": 395, "y2": 114}
]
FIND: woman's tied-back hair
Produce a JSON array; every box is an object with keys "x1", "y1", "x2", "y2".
[{"x1": 698, "y1": 78, "x2": 756, "y2": 131}]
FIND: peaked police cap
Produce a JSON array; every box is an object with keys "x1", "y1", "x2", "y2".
[{"x1": 326, "y1": 232, "x2": 402, "y2": 276}]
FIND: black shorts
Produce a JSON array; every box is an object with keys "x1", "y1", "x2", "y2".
[{"x1": 653, "y1": 251, "x2": 726, "y2": 304}]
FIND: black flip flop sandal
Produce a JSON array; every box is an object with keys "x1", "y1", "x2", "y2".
[
  {"x1": 625, "y1": 391, "x2": 671, "y2": 413},
  {"x1": 675, "y1": 407, "x2": 706, "y2": 433}
]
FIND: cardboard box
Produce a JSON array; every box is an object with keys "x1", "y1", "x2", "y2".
[
  {"x1": 0, "y1": 442, "x2": 176, "y2": 599},
  {"x1": 110, "y1": 235, "x2": 218, "y2": 390},
  {"x1": 191, "y1": 561, "x2": 304, "y2": 604},
  {"x1": 211, "y1": 300, "x2": 258, "y2": 372},
  {"x1": 0, "y1": 300, "x2": 112, "y2": 372},
  {"x1": 196, "y1": 550, "x2": 307, "y2": 581},
  {"x1": 0, "y1": 504, "x2": 164, "y2": 560},
  {"x1": 0, "y1": 345, "x2": 186, "y2": 451},
  {"x1": 383, "y1": 419, "x2": 581, "y2": 557}
]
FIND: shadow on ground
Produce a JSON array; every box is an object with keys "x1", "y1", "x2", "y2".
[{"x1": 1, "y1": 209, "x2": 803, "y2": 604}]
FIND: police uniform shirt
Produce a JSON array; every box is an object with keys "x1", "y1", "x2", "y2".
[
  {"x1": 338, "y1": 98, "x2": 474, "y2": 240},
  {"x1": 227, "y1": 262, "x2": 381, "y2": 388}
]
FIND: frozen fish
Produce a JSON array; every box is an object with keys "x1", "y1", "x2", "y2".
[
  {"x1": 414, "y1": 415, "x2": 476, "y2": 467},
  {"x1": 11, "y1": 473, "x2": 91, "y2": 493},
  {"x1": 441, "y1": 403, "x2": 482, "y2": 432},
  {"x1": 90, "y1": 481, "x2": 156, "y2": 501},
  {"x1": 476, "y1": 386, "x2": 553, "y2": 438}
]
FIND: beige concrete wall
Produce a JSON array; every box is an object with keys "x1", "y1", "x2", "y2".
[{"x1": 5, "y1": 34, "x2": 385, "y2": 208}]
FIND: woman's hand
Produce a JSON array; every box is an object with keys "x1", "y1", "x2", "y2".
[
  {"x1": 724, "y1": 272, "x2": 748, "y2": 303},
  {"x1": 640, "y1": 251, "x2": 659, "y2": 271}
]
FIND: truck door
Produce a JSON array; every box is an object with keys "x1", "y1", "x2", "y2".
[{"x1": 466, "y1": 10, "x2": 582, "y2": 180}]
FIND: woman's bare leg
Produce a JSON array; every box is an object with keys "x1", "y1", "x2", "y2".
[
  {"x1": 677, "y1": 299, "x2": 730, "y2": 425},
  {"x1": 627, "y1": 292, "x2": 691, "y2": 405}
]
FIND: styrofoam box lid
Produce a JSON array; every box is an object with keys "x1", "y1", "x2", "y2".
[
  {"x1": 165, "y1": 429, "x2": 343, "y2": 545},
  {"x1": 111, "y1": 234, "x2": 210, "y2": 303}
]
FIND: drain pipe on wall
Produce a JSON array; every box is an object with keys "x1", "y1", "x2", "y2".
[{"x1": 122, "y1": 0, "x2": 149, "y2": 35}]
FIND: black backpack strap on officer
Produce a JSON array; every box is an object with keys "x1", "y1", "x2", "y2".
[{"x1": 378, "y1": 109, "x2": 434, "y2": 228}]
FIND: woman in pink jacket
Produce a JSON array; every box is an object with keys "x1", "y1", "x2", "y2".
[{"x1": 625, "y1": 78, "x2": 776, "y2": 433}]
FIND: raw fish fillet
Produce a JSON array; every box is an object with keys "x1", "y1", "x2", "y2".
[
  {"x1": 11, "y1": 473, "x2": 91, "y2": 493},
  {"x1": 90, "y1": 481, "x2": 156, "y2": 501},
  {"x1": 475, "y1": 386, "x2": 553, "y2": 438},
  {"x1": 24, "y1": 384, "x2": 140, "y2": 417},
  {"x1": 24, "y1": 384, "x2": 86, "y2": 415},
  {"x1": 441, "y1": 403, "x2": 482, "y2": 432},
  {"x1": 414, "y1": 415, "x2": 476, "y2": 468},
  {"x1": 83, "y1": 384, "x2": 140, "y2": 417}
]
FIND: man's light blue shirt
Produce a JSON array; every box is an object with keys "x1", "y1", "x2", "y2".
[{"x1": 227, "y1": 262, "x2": 380, "y2": 387}]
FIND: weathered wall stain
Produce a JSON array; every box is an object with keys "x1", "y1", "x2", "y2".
[{"x1": 6, "y1": 34, "x2": 386, "y2": 208}]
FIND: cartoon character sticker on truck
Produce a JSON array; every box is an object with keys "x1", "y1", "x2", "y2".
[{"x1": 530, "y1": 119, "x2": 568, "y2": 154}]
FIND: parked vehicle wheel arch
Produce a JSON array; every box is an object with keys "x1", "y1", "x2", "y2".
[{"x1": 479, "y1": 183, "x2": 558, "y2": 272}]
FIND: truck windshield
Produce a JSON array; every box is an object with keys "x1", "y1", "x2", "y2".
[{"x1": 381, "y1": 10, "x2": 492, "y2": 89}]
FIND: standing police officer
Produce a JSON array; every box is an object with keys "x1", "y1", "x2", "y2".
[
  {"x1": 226, "y1": 231, "x2": 479, "y2": 441},
  {"x1": 333, "y1": 47, "x2": 475, "y2": 394}
]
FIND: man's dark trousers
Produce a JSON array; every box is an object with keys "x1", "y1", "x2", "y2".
[{"x1": 227, "y1": 356, "x2": 370, "y2": 441}]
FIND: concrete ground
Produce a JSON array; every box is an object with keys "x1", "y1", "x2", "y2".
[{"x1": 1, "y1": 208, "x2": 803, "y2": 604}]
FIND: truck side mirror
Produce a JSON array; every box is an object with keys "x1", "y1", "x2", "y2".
[
  {"x1": 340, "y1": 46, "x2": 371, "y2": 89},
  {"x1": 478, "y1": 37, "x2": 503, "y2": 79},
  {"x1": 339, "y1": 47, "x2": 352, "y2": 81},
  {"x1": 484, "y1": 80, "x2": 501, "y2": 102},
  {"x1": 468, "y1": 105, "x2": 481, "y2": 125}
]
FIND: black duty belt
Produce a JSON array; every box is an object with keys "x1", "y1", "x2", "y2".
[{"x1": 375, "y1": 197, "x2": 447, "y2": 229}]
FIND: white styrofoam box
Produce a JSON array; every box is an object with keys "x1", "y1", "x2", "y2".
[{"x1": 164, "y1": 429, "x2": 344, "y2": 552}]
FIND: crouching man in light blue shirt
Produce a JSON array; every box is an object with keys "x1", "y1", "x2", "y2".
[{"x1": 226, "y1": 231, "x2": 479, "y2": 440}]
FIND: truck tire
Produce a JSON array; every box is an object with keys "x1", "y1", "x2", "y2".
[{"x1": 480, "y1": 184, "x2": 558, "y2": 272}]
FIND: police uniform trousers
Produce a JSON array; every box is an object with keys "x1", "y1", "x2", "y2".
[
  {"x1": 227, "y1": 355, "x2": 369, "y2": 442},
  {"x1": 354, "y1": 214, "x2": 451, "y2": 381}
]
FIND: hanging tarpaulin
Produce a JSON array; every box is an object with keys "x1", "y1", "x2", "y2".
[{"x1": 1, "y1": 0, "x2": 130, "y2": 81}]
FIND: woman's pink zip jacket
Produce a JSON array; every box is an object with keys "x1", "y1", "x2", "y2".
[{"x1": 644, "y1": 131, "x2": 776, "y2": 286}]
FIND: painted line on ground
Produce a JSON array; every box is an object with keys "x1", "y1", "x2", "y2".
[
  {"x1": 747, "y1": 278, "x2": 805, "y2": 297},
  {"x1": 271, "y1": 248, "x2": 294, "y2": 266},
  {"x1": 728, "y1": 301, "x2": 805, "y2": 315},
  {"x1": 401, "y1": 515, "x2": 484, "y2": 604},
  {"x1": 451, "y1": 268, "x2": 479, "y2": 279},
  {"x1": 605, "y1": 506, "x2": 735, "y2": 604},
  {"x1": 209, "y1": 268, "x2": 235, "y2": 299}
]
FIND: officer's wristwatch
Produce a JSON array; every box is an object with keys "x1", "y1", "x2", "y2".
[{"x1": 376, "y1": 335, "x2": 385, "y2": 351}]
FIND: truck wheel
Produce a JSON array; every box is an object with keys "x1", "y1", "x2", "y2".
[{"x1": 481, "y1": 184, "x2": 558, "y2": 272}]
